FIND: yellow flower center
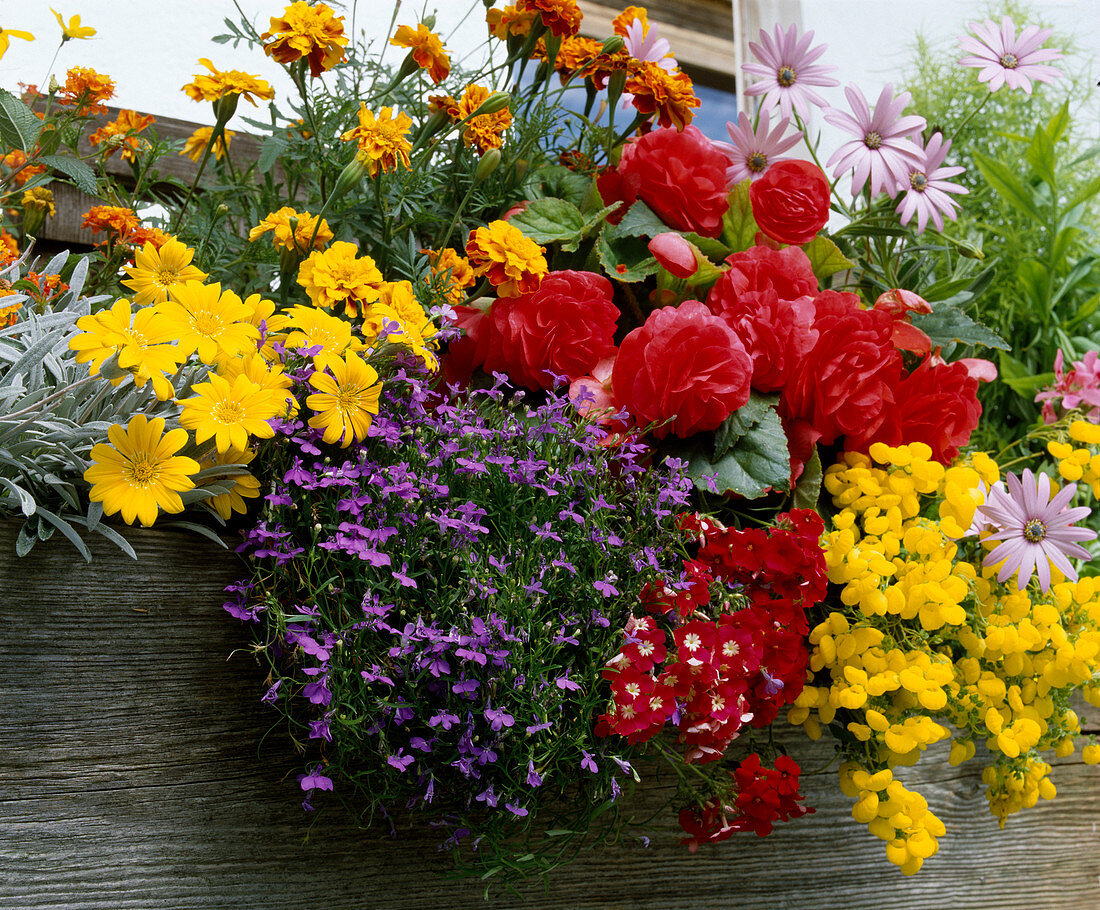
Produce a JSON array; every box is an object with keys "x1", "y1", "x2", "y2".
[
  {"x1": 747, "y1": 152, "x2": 768, "y2": 172},
  {"x1": 335, "y1": 386, "x2": 360, "y2": 411},
  {"x1": 999, "y1": 52, "x2": 1019, "y2": 69},
  {"x1": 213, "y1": 399, "x2": 246, "y2": 425},
  {"x1": 124, "y1": 455, "x2": 160, "y2": 486},
  {"x1": 193, "y1": 312, "x2": 223, "y2": 336},
  {"x1": 776, "y1": 64, "x2": 797, "y2": 87},
  {"x1": 863, "y1": 130, "x2": 884, "y2": 150},
  {"x1": 154, "y1": 266, "x2": 180, "y2": 288},
  {"x1": 1023, "y1": 518, "x2": 1047, "y2": 542}
]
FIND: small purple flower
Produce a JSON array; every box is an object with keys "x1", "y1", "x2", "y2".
[
  {"x1": 526, "y1": 761, "x2": 544, "y2": 787},
  {"x1": 261, "y1": 680, "x2": 281, "y2": 704},
  {"x1": 526, "y1": 719, "x2": 553, "y2": 735},
  {"x1": 392, "y1": 563, "x2": 417, "y2": 588},
  {"x1": 555, "y1": 674, "x2": 581, "y2": 691},
  {"x1": 475, "y1": 786, "x2": 498, "y2": 807},
  {"x1": 452, "y1": 678, "x2": 480, "y2": 695},
  {"x1": 485, "y1": 704, "x2": 515, "y2": 732},
  {"x1": 388, "y1": 750, "x2": 415, "y2": 772},
  {"x1": 428, "y1": 711, "x2": 460, "y2": 730},
  {"x1": 505, "y1": 803, "x2": 529, "y2": 817},
  {"x1": 593, "y1": 579, "x2": 619, "y2": 597},
  {"x1": 299, "y1": 768, "x2": 334, "y2": 792},
  {"x1": 581, "y1": 751, "x2": 598, "y2": 773},
  {"x1": 308, "y1": 719, "x2": 332, "y2": 742}
]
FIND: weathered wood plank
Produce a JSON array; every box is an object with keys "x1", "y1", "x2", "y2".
[{"x1": 1, "y1": 518, "x2": 1098, "y2": 909}]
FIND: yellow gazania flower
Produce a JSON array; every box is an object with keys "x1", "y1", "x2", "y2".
[
  {"x1": 182, "y1": 58, "x2": 275, "y2": 106},
  {"x1": 465, "y1": 220, "x2": 547, "y2": 297},
  {"x1": 69, "y1": 298, "x2": 185, "y2": 400},
  {"x1": 216, "y1": 351, "x2": 297, "y2": 416},
  {"x1": 239, "y1": 293, "x2": 291, "y2": 361},
  {"x1": 260, "y1": 1, "x2": 348, "y2": 78},
  {"x1": 179, "y1": 372, "x2": 282, "y2": 453},
  {"x1": 199, "y1": 446, "x2": 262, "y2": 520},
  {"x1": 84, "y1": 414, "x2": 199, "y2": 527},
  {"x1": 156, "y1": 281, "x2": 258, "y2": 365},
  {"x1": 181, "y1": 126, "x2": 234, "y2": 162},
  {"x1": 52, "y1": 9, "x2": 95, "y2": 41},
  {"x1": 306, "y1": 351, "x2": 382, "y2": 447},
  {"x1": 122, "y1": 237, "x2": 208, "y2": 307},
  {"x1": 340, "y1": 105, "x2": 413, "y2": 178},
  {"x1": 296, "y1": 240, "x2": 383, "y2": 315},
  {"x1": 249, "y1": 206, "x2": 332, "y2": 255},
  {"x1": 0, "y1": 27, "x2": 34, "y2": 61},
  {"x1": 390, "y1": 24, "x2": 450, "y2": 84},
  {"x1": 455, "y1": 84, "x2": 513, "y2": 155},
  {"x1": 283, "y1": 304, "x2": 357, "y2": 370}
]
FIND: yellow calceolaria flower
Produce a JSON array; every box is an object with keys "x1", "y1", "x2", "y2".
[
  {"x1": 84, "y1": 414, "x2": 199, "y2": 527},
  {"x1": 453, "y1": 83, "x2": 513, "y2": 156},
  {"x1": 340, "y1": 104, "x2": 413, "y2": 178},
  {"x1": 179, "y1": 372, "x2": 282, "y2": 453},
  {"x1": 390, "y1": 23, "x2": 450, "y2": 84},
  {"x1": 122, "y1": 237, "x2": 208, "y2": 306},
  {"x1": 249, "y1": 206, "x2": 332, "y2": 255},
  {"x1": 182, "y1": 58, "x2": 275, "y2": 106},
  {"x1": 283, "y1": 303, "x2": 358, "y2": 370},
  {"x1": 306, "y1": 350, "x2": 382, "y2": 447},
  {"x1": 181, "y1": 125, "x2": 234, "y2": 162},
  {"x1": 52, "y1": 9, "x2": 95, "y2": 41},
  {"x1": 69, "y1": 298, "x2": 185, "y2": 400},
  {"x1": 21, "y1": 187, "x2": 55, "y2": 217},
  {"x1": 466, "y1": 220, "x2": 547, "y2": 297},
  {"x1": 261, "y1": 1, "x2": 347, "y2": 77},
  {"x1": 0, "y1": 27, "x2": 34, "y2": 61},
  {"x1": 198, "y1": 446, "x2": 262, "y2": 520},
  {"x1": 155, "y1": 281, "x2": 258, "y2": 365},
  {"x1": 296, "y1": 240, "x2": 383, "y2": 316}
]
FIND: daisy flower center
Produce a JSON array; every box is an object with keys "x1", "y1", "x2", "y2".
[
  {"x1": 999, "y1": 52, "x2": 1019, "y2": 69},
  {"x1": 335, "y1": 386, "x2": 362, "y2": 411},
  {"x1": 212, "y1": 399, "x2": 246, "y2": 425},
  {"x1": 776, "y1": 64, "x2": 797, "y2": 87},
  {"x1": 1023, "y1": 518, "x2": 1047, "y2": 542},
  {"x1": 123, "y1": 454, "x2": 160, "y2": 486},
  {"x1": 863, "y1": 130, "x2": 884, "y2": 150},
  {"x1": 193, "y1": 312, "x2": 224, "y2": 335},
  {"x1": 909, "y1": 171, "x2": 928, "y2": 192},
  {"x1": 747, "y1": 152, "x2": 769, "y2": 172},
  {"x1": 154, "y1": 267, "x2": 180, "y2": 288}
]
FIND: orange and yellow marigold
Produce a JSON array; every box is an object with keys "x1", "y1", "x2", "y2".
[
  {"x1": 466, "y1": 220, "x2": 547, "y2": 297},
  {"x1": 261, "y1": 1, "x2": 348, "y2": 77},
  {"x1": 183, "y1": 58, "x2": 275, "y2": 106},
  {"x1": 340, "y1": 105, "x2": 413, "y2": 177},
  {"x1": 89, "y1": 110, "x2": 155, "y2": 161},
  {"x1": 391, "y1": 23, "x2": 450, "y2": 84},
  {"x1": 297, "y1": 240, "x2": 383, "y2": 316}
]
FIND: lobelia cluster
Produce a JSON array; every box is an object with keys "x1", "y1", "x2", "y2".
[
  {"x1": 226, "y1": 369, "x2": 698, "y2": 879},
  {"x1": 596, "y1": 508, "x2": 826, "y2": 847}
]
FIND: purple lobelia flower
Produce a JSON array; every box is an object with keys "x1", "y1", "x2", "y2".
[
  {"x1": 824, "y1": 84, "x2": 926, "y2": 197},
  {"x1": 976, "y1": 468, "x2": 1095, "y2": 591},
  {"x1": 959, "y1": 16, "x2": 1062, "y2": 94}
]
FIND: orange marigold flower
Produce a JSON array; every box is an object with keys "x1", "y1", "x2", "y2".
[
  {"x1": 455, "y1": 84, "x2": 513, "y2": 155},
  {"x1": 1, "y1": 150, "x2": 46, "y2": 187},
  {"x1": 536, "y1": 34, "x2": 604, "y2": 81},
  {"x1": 250, "y1": 206, "x2": 333, "y2": 254},
  {"x1": 22, "y1": 187, "x2": 55, "y2": 216},
  {"x1": 485, "y1": 4, "x2": 537, "y2": 40},
  {"x1": 424, "y1": 247, "x2": 475, "y2": 305},
  {"x1": 340, "y1": 104, "x2": 413, "y2": 177},
  {"x1": 627, "y1": 61, "x2": 700, "y2": 130},
  {"x1": 82, "y1": 205, "x2": 141, "y2": 242},
  {"x1": 296, "y1": 240, "x2": 384, "y2": 316},
  {"x1": 428, "y1": 93, "x2": 461, "y2": 120},
  {"x1": 181, "y1": 125, "x2": 235, "y2": 162},
  {"x1": 127, "y1": 226, "x2": 170, "y2": 250},
  {"x1": 58, "y1": 66, "x2": 115, "y2": 115},
  {"x1": 517, "y1": 0, "x2": 582, "y2": 38},
  {"x1": 183, "y1": 58, "x2": 275, "y2": 106},
  {"x1": 261, "y1": 1, "x2": 348, "y2": 78},
  {"x1": 0, "y1": 295, "x2": 21, "y2": 328},
  {"x1": 390, "y1": 23, "x2": 450, "y2": 85},
  {"x1": 0, "y1": 228, "x2": 18, "y2": 261},
  {"x1": 89, "y1": 110, "x2": 155, "y2": 162},
  {"x1": 613, "y1": 5, "x2": 649, "y2": 35},
  {"x1": 466, "y1": 220, "x2": 547, "y2": 297}
]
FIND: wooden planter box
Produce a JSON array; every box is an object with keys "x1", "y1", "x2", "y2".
[{"x1": 2, "y1": 519, "x2": 1098, "y2": 909}]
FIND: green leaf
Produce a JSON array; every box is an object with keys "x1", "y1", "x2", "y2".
[
  {"x1": 15, "y1": 521, "x2": 36, "y2": 557},
  {"x1": 0, "y1": 88, "x2": 44, "y2": 154},
  {"x1": 40, "y1": 154, "x2": 98, "y2": 197},
  {"x1": 530, "y1": 164, "x2": 590, "y2": 209},
  {"x1": 508, "y1": 196, "x2": 587, "y2": 250},
  {"x1": 721, "y1": 180, "x2": 757, "y2": 252},
  {"x1": 686, "y1": 406, "x2": 790, "y2": 499},
  {"x1": 682, "y1": 232, "x2": 731, "y2": 260},
  {"x1": 802, "y1": 235, "x2": 853, "y2": 280},
  {"x1": 792, "y1": 447, "x2": 823, "y2": 511},
  {"x1": 613, "y1": 200, "x2": 669, "y2": 238},
  {"x1": 1046, "y1": 100, "x2": 1071, "y2": 145},
  {"x1": 596, "y1": 228, "x2": 657, "y2": 282},
  {"x1": 973, "y1": 152, "x2": 1041, "y2": 221},
  {"x1": 34, "y1": 506, "x2": 91, "y2": 562},
  {"x1": 998, "y1": 350, "x2": 1050, "y2": 396},
  {"x1": 256, "y1": 135, "x2": 287, "y2": 174},
  {"x1": 1026, "y1": 121, "x2": 1056, "y2": 188},
  {"x1": 911, "y1": 304, "x2": 1009, "y2": 351},
  {"x1": 713, "y1": 392, "x2": 780, "y2": 457}
]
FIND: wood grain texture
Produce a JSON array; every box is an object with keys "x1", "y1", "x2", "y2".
[{"x1": 1, "y1": 518, "x2": 1098, "y2": 910}]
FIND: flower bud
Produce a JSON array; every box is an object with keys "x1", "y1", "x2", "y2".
[
  {"x1": 470, "y1": 91, "x2": 511, "y2": 118},
  {"x1": 330, "y1": 153, "x2": 370, "y2": 201},
  {"x1": 474, "y1": 148, "x2": 501, "y2": 183},
  {"x1": 600, "y1": 35, "x2": 625, "y2": 55},
  {"x1": 211, "y1": 93, "x2": 239, "y2": 126},
  {"x1": 648, "y1": 232, "x2": 697, "y2": 279},
  {"x1": 606, "y1": 69, "x2": 628, "y2": 110}
]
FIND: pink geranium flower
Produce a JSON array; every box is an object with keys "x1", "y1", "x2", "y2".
[
  {"x1": 895, "y1": 132, "x2": 968, "y2": 233},
  {"x1": 824, "y1": 84, "x2": 926, "y2": 197},
  {"x1": 1035, "y1": 349, "x2": 1100, "y2": 423},
  {"x1": 977, "y1": 468, "x2": 1095, "y2": 591},
  {"x1": 715, "y1": 110, "x2": 802, "y2": 185},
  {"x1": 741, "y1": 24, "x2": 839, "y2": 122},
  {"x1": 959, "y1": 16, "x2": 1062, "y2": 94}
]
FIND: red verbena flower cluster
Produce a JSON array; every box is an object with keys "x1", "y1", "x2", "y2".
[{"x1": 596, "y1": 508, "x2": 827, "y2": 762}]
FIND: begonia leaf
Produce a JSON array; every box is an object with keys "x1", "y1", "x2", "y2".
[
  {"x1": 530, "y1": 165, "x2": 590, "y2": 209},
  {"x1": 802, "y1": 234, "x2": 854, "y2": 280},
  {"x1": 508, "y1": 197, "x2": 587, "y2": 251},
  {"x1": 792, "y1": 447, "x2": 823, "y2": 511},
  {"x1": 686, "y1": 405, "x2": 790, "y2": 499},
  {"x1": 613, "y1": 200, "x2": 670, "y2": 238},
  {"x1": 597, "y1": 227, "x2": 657, "y2": 282},
  {"x1": 721, "y1": 180, "x2": 757, "y2": 252},
  {"x1": 713, "y1": 392, "x2": 780, "y2": 458}
]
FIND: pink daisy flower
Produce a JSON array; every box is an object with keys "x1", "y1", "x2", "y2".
[
  {"x1": 959, "y1": 16, "x2": 1062, "y2": 94},
  {"x1": 824, "y1": 84, "x2": 926, "y2": 197},
  {"x1": 741, "y1": 24, "x2": 839, "y2": 122},
  {"x1": 714, "y1": 110, "x2": 802, "y2": 185},
  {"x1": 895, "y1": 132, "x2": 968, "y2": 234},
  {"x1": 977, "y1": 468, "x2": 1095, "y2": 591},
  {"x1": 623, "y1": 18, "x2": 676, "y2": 71}
]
